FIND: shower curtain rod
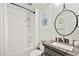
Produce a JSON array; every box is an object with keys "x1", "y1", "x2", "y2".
[{"x1": 10, "y1": 3, "x2": 35, "y2": 14}]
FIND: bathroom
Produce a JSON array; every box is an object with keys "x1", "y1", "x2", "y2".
[{"x1": 1, "y1": 2, "x2": 79, "y2": 56}]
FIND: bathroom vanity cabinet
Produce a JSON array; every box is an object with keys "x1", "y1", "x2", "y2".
[{"x1": 43, "y1": 44, "x2": 73, "y2": 56}]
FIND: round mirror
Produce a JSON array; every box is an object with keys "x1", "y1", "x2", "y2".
[{"x1": 54, "y1": 10, "x2": 78, "y2": 36}]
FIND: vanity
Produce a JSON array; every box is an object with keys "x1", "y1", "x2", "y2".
[
  {"x1": 43, "y1": 41, "x2": 79, "y2": 56},
  {"x1": 43, "y1": 43, "x2": 72, "y2": 56}
]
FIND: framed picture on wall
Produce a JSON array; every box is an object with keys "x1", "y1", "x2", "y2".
[
  {"x1": 40, "y1": 12, "x2": 51, "y2": 29},
  {"x1": 41, "y1": 13, "x2": 48, "y2": 26}
]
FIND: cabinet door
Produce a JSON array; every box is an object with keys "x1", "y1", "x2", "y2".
[{"x1": 45, "y1": 47, "x2": 62, "y2": 56}]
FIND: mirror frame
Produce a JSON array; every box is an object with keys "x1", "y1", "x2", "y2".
[{"x1": 54, "y1": 10, "x2": 78, "y2": 36}]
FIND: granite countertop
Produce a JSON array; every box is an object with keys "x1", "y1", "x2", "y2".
[{"x1": 43, "y1": 42, "x2": 79, "y2": 56}]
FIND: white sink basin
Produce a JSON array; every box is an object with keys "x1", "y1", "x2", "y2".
[{"x1": 51, "y1": 42, "x2": 74, "y2": 51}]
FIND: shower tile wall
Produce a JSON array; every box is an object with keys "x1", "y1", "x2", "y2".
[{"x1": 5, "y1": 4, "x2": 35, "y2": 55}]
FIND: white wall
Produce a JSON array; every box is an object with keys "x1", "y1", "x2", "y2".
[
  {"x1": 39, "y1": 4, "x2": 53, "y2": 41},
  {"x1": 39, "y1": 4, "x2": 60, "y2": 42}
]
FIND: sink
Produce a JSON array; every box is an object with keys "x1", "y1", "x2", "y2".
[{"x1": 51, "y1": 42, "x2": 74, "y2": 51}]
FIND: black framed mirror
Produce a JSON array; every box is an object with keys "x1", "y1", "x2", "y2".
[{"x1": 54, "y1": 4, "x2": 78, "y2": 36}]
